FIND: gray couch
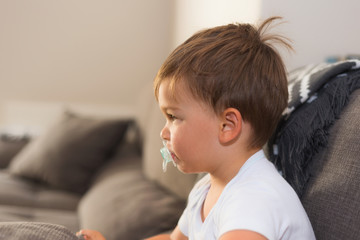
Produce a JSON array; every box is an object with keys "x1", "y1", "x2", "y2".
[
  {"x1": 267, "y1": 60, "x2": 360, "y2": 240},
  {"x1": 0, "y1": 84, "x2": 199, "y2": 240},
  {"x1": 0, "y1": 61, "x2": 359, "y2": 240},
  {"x1": 301, "y1": 89, "x2": 360, "y2": 239}
]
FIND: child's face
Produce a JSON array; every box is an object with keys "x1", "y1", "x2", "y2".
[{"x1": 158, "y1": 79, "x2": 221, "y2": 173}]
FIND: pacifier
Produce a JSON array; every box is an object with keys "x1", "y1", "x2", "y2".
[{"x1": 160, "y1": 140, "x2": 177, "y2": 172}]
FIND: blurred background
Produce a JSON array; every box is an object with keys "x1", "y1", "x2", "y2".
[{"x1": 0, "y1": 0, "x2": 359, "y2": 126}]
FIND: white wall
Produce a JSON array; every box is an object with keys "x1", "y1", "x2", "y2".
[
  {"x1": 173, "y1": 0, "x2": 360, "y2": 71},
  {"x1": 173, "y1": 0, "x2": 261, "y2": 46},
  {"x1": 260, "y1": 0, "x2": 360, "y2": 70}
]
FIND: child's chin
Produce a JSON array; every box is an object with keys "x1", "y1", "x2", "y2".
[
  {"x1": 174, "y1": 164, "x2": 186, "y2": 173},
  {"x1": 176, "y1": 165, "x2": 195, "y2": 174}
]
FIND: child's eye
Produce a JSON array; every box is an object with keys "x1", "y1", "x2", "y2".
[{"x1": 167, "y1": 113, "x2": 177, "y2": 121}]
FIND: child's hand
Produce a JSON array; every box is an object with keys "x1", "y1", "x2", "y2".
[{"x1": 76, "y1": 229, "x2": 106, "y2": 240}]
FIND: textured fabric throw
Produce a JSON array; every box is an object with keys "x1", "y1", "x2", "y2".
[
  {"x1": 284, "y1": 60, "x2": 360, "y2": 116},
  {"x1": 268, "y1": 59, "x2": 360, "y2": 197},
  {"x1": 0, "y1": 222, "x2": 82, "y2": 240}
]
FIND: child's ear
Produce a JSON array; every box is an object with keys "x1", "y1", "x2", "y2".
[{"x1": 218, "y1": 108, "x2": 242, "y2": 144}]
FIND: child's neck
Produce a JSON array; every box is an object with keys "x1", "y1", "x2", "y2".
[
  {"x1": 209, "y1": 147, "x2": 261, "y2": 187},
  {"x1": 201, "y1": 147, "x2": 261, "y2": 222}
]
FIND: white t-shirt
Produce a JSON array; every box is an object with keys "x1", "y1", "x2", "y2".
[{"x1": 178, "y1": 150, "x2": 315, "y2": 240}]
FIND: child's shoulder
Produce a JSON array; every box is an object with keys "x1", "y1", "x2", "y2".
[{"x1": 222, "y1": 157, "x2": 301, "y2": 214}]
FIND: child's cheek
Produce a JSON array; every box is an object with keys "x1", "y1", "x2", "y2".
[{"x1": 171, "y1": 131, "x2": 183, "y2": 156}]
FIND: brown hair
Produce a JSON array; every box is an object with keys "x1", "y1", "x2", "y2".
[{"x1": 154, "y1": 16, "x2": 292, "y2": 149}]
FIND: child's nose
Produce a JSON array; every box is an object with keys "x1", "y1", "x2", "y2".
[{"x1": 160, "y1": 125, "x2": 170, "y2": 141}]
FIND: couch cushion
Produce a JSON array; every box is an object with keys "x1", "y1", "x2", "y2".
[
  {"x1": 0, "y1": 170, "x2": 81, "y2": 211},
  {"x1": 142, "y1": 101, "x2": 198, "y2": 199},
  {"x1": 9, "y1": 111, "x2": 130, "y2": 194},
  {"x1": 78, "y1": 153, "x2": 186, "y2": 240},
  {"x1": 301, "y1": 89, "x2": 360, "y2": 240}
]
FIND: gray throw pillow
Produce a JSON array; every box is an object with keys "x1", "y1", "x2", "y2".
[
  {"x1": 78, "y1": 157, "x2": 185, "y2": 240},
  {"x1": 0, "y1": 134, "x2": 30, "y2": 168},
  {"x1": 0, "y1": 222, "x2": 80, "y2": 240},
  {"x1": 9, "y1": 111, "x2": 130, "y2": 194}
]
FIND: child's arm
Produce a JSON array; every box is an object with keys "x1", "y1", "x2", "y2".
[
  {"x1": 76, "y1": 229, "x2": 106, "y2": 240},
  {"x1": 219, "y1": 230, "x2": 267, "y2": 240},
  {"x1": 145, "y1": 226, "x2": 187, "y2": 240},
  {"x1": 145, "y1": 234, "x2": 171, "y2": 240}
]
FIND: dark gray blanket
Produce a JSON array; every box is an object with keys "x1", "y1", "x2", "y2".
[
  {"x1": 268, "y1": 59, "x2": 360, "y2": 197},
  {"x1": 0, "y1": 222, "x2": 81, "y2": 240}
]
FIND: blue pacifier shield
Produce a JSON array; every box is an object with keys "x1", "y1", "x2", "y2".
[{"x1": 160, "y1": 141, "x2": 176, "y2": 172}]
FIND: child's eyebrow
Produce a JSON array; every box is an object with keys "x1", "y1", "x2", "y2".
[{"x1": 160, "y1": 106, "x2": 180, "y2": 112}]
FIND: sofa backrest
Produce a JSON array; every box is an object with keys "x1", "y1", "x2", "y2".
[{"x1": 301, "y1": 89, "x2": 360, "y2": 239}]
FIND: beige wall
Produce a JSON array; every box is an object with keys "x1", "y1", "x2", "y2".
[
  {"x1": 0, "y1": 0, "x2": 173, "y2": 108},
  {"x1": 1, "y1": 0, "x2": 359, "y2": 124}
]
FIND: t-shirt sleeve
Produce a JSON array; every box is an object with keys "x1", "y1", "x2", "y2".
[
  {"x1": 177, "y1": 203, "x2": 190, "y2": 237},
  {"x1": 217, "y1": 189, "x2": 279, "y2": 240}
]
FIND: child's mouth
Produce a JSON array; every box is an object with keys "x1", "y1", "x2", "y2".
[{"x1": 170, "y1": 151, "x2": 179, "y2": 164}]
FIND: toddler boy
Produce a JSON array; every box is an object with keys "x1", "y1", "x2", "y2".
[
  {"x1": 149, "y1": 16, "x2": 315, "y2": 240},
  {"x1": 78, "y1": 16, "x2": 316, "y2": 240}
]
